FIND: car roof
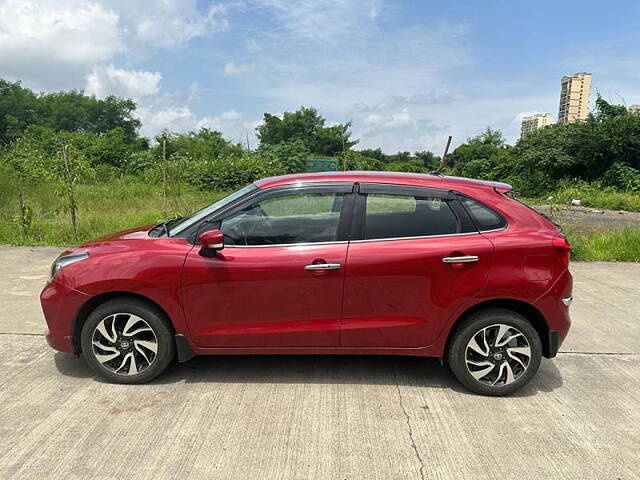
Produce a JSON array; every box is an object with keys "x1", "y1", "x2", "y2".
[{"x1": 254, "y1": 171, "x2": 512, "y2": 192}]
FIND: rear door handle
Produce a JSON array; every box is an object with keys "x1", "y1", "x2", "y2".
[
  {"x1": 442, "y1": 255, "x2": 479, "y2": 263},
  {"x1": 304, "y1": 263, "x2": 341, "y2": 271}
]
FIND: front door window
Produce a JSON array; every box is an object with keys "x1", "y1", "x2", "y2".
[{"x1": 221, "y1": 192, "x2": 345, "y2": 245}]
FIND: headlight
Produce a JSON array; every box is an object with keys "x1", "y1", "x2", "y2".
[{"x1": 50, "y1": 253, "x2": 89, "y2": 279}]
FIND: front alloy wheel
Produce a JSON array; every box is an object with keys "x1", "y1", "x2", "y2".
[
  {"x1": 91, "y1": 313, "x2": 158, "y2": 376},
  {"x1": 81, "y1": 298, "x2": 175, "y2": 384}
]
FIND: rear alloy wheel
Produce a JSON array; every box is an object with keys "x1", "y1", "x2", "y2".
[
  {"x1": 81, "y1": 298, "x2": 175, "y2": 384},
  {"x1": 447, "y1": 309, "x2": 542, "y2": 396}
]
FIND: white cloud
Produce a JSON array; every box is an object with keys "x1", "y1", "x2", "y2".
[
  {"x1": 224, "y1": 62, "x2": 257, "y2": 76},
  {"x1": 0, "y1": 0, "x2": 228, "y2": 91},
  {"x1": 137, "y1": 106, "x2": 197, "y2": 135},
  {"x1": 252, "y1": 0, "x2": 384, "y2": 42},
  {"x1": 364, "y1": 114, "x2": 384, "y2": 126},
  {"x1": 85, "y1": 65, "x2": 161, "y2": 99},
  {"x1": 219, "y1": 110, "x2": 242, "y2": 121},
  {"x1": 137, "y1": 103, "x2": 255, "y2": 143},
  {"x1": 0, "y1": 0, "x2": 122, "y2": 64},
  {"x1": 111, "y1": 0, "x2": 228, "y2": 49},
  {"x1": 0, "y1": 0, "x2": 122, "y2": 89},
  {"x1": 364, "y1": 109, "x2": 412, "y2": 129}
]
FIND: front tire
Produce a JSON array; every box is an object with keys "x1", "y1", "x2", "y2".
[
  {"x1": 447, "y1": 309, "x2": 542, "y2": 396},
  {"x1": 80, "y1": 298, "x2": 175, "y2": 384}
]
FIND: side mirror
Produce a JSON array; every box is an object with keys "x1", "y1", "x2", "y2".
[{"x1": 198, "y1": 229, "x2": 224, "y2": 251}]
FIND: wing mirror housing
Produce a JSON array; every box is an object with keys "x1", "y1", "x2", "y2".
[{"x1": 198, "y1": 229, "x2": 224, "y2": 251}]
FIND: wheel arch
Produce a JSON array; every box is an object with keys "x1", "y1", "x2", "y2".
[
  {"x1": 71, "y1": 291, "x2": 174, "y2": 354},
  {"x1": 444, "y1": 298, "x2": 552, "y2": 360}
]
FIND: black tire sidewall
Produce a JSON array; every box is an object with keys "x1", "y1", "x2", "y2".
[
  {"x1": 80, "y1": 298, "x2": 175, "y2": 384},
  {"x1": 447, "y1": 309, "x2": 543, "y2": 396}
]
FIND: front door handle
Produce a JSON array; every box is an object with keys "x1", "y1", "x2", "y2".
[
  {"x1": 304, "y1": 263, "x2": 341, "y2": 271},
  {"x1": 442, "y1": 255, "x2": 479, "y2": 263}
]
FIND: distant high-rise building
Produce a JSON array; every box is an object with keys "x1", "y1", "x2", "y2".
[
  {"x1": 520, "y1": 113, "x2": 552, "y2": 140},
  {"x1": 557, "y1": 72, "x2": 592, "y2": 124},
  {"x1": 629, "y1": 105, "x2": 640, "y2": 115}
]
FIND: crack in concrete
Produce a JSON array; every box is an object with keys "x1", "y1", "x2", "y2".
[
  {"x1": 574, "y1": 270, "x2": 639, "y2": 297},
  {"x1": 392, "y1": 362, "x2": 426, "y2": 480},
  {"x1": 558, "y1": 351, "x2": 639, "y2": 356}
]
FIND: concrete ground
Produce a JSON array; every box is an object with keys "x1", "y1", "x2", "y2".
[{"x1": 0, "y1": 246, "x2": 639, "y2": 479}]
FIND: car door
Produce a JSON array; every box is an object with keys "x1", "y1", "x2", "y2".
[
  {"x1": 182, "y1": 184, "x2": 354, "y2": 348},
  {"x1": 341, "y1": 183, "x2": 495, "y2": 348}
]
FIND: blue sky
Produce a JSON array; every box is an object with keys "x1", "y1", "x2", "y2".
[{"x1": 1, "y1": 0, "x2": 639, "y2": 152}]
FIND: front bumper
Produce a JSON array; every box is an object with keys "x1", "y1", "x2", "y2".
[{"x1": 40, "y1": 280, "x2": 90, "y2": 354}]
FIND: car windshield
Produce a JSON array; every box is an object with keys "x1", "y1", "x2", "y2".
[{"x1": 168, "y1": 184, "x2": 258, "y2": 236}]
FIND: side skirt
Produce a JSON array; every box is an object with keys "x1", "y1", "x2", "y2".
[{"x1": 187, "y1": 344, "x2": 440, "y2": 357}]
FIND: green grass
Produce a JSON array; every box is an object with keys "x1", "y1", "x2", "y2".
[
  {"x1": 0, "y1": 175, "x2": 224, "y2": 246},
  {"x1": 522, "y1": 183, "x2": 640, "y2": 212},
  {"x1": 567, "y1": 227, "x2": 640, "y2": 262}
]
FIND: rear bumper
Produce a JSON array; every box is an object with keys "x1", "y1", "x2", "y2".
[
  {"x1": 40, "y1": 279, "x2": 90, "y2": 354},
  {"x1": 535, "y1": 269, "x2": 573, "y2": 357}
]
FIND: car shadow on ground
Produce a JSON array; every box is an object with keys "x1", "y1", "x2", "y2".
[{"x1": 53, "y1": 352, "x2": 563, "y2": 397}]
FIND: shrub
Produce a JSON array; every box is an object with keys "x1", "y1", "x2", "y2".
[
  {"x1": 198, "y1": 155, "x2": 286, "y2": 190},
  {"x1": 602, "y1": 163, "x2": 640, "y2": 192},
  {"x1": 338, "y1": 150, "x2": 381, "y2": 170}
]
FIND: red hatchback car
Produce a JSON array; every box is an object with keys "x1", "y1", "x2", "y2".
[{"x1": 41, "y1": 171, "x2": 572, "y2": 395}]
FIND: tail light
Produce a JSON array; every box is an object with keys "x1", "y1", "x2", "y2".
[{"x1": 552, "y1": 233, "x2": 571, "y2": 266}]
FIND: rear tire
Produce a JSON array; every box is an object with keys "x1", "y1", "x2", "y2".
[
  {"x1": 447, "y1": 309, "x2": 542, "y2": 396},
  {"x1": 80, "y1": 298, "x2": 175, "y2": 384}
]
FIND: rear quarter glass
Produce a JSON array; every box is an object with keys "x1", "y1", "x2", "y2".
[{"x1": 502, "y1": 191, "x2": 560, "y2": 231}]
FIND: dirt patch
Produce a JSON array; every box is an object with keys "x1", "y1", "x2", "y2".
[{"x1": 533, "y1": 205, "x2": 640, "y2": 234}]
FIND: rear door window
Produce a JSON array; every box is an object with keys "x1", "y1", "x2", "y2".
[{"x1": 363, "y1": 193, "x2": 461, "y2": 240}]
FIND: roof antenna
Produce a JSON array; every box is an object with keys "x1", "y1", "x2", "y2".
[{"x1": 431, "y1": 135, "x2": 452, "y2": 176}]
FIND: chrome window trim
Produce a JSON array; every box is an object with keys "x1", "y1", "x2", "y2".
[
  {"x1": 350, "y1": 231, "x2": 482, "y2": 244},
  {"x1": 224, "y1": 240, "x2": 349, "y2": 248},
  {"x1": 477, "y1": 226, "x2": 508, "y2": 234}
]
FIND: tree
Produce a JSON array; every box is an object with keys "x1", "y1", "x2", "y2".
[
  {"x1": 0, "y1": 136, "x2": 48, "y2": 235},
  {"x1": 337, "y1": 150, "x2": 381, "y2": 171},
  {"x1": 256, "y1": 107, "x2": 357, "y2": 155},
  {"x1": 358, "y1": 148, "x2": 385, "y2": 162},
  {"x1": 0, "y1": 78, "x2": 142, "y2": 144},
  {"x1": 594, "y1": 95, "x2": 628, "y2": 121},
  {"x1": 256, "y1": 139, "x2": 309, "y2": 173},
  {"x1": 0, "y1": 80, "x2": 40, "y2": 143},
  {"x1": 155, "y1": 128, "x2": 244, "y2": 163},
  {"x1": 449, "y1": 128, "x2": 507, "y2": 166},
  {"x1": 414, "y1": 151, "x2": 441, "y2": 170}
]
